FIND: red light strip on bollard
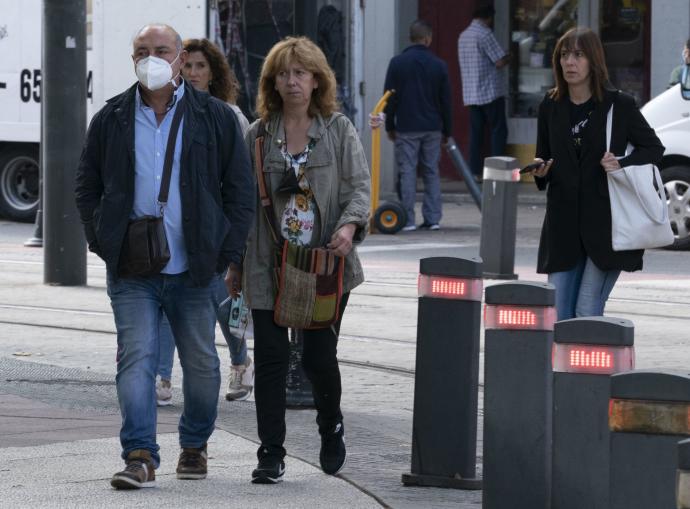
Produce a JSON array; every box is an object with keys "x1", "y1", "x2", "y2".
[
  {"x1": 418, "y1": 274, "x2": 482, "y2": 301},
  {"x1": 484, "y1": 304, "x2": 556, "y2": 331},
  {"x1": 609, "y1": 398, "x2": 690, "y2": 435},
  {"x1": 552, "y1": 344, "x2": 634, "y2": 375}
]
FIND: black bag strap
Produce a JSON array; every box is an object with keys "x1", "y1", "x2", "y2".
[{"x1": 157, "y1": 96, "x2": 186, "y2": 209}]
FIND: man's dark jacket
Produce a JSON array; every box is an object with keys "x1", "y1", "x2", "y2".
[
  {"x1": 383, "y1": 44, "x2": 452, "y2": 136},
  {"x1": 74, "y1": 82, "x2": 255, "y2": 286}
]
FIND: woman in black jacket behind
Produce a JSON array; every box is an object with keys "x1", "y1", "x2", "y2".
[{"x1": 524, "y1": 27, "x2": 664, "y2": 321}]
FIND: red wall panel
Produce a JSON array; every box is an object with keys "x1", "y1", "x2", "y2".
[{"x1": 419, "y1": 0, "x2": 478, "y2": 180}]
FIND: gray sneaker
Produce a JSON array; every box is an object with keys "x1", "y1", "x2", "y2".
[{"x1": 226, "y1": 356, "x2": 254, "y2": 401}]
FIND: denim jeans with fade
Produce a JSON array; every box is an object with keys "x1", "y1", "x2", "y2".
[
  {"x1": 107, "y1": 271, "x2": 221, "y2": 467},
  {"x1": 548, "y1": 257, "x2": 621, "y2": 321},
  {"x1": 157, "y1": 275, "x2": 247, "y2": 381},
  {"x1": 394, "y1": 131, "x2": 443, "y2": 227}
]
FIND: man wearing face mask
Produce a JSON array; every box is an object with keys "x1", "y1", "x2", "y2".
[{"x1": 74, "y1": 24, "x2": 254, "y2": 490}]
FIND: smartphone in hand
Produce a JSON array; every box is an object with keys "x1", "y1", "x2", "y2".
[
  {"x1": 520, "y1": 161, "x2": 544, "y2": 174},
  {"x1": 218, "y1": 293, "x2": 248, "y2": 328}
]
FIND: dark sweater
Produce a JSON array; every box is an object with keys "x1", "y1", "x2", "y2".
[{"x1": 383, "y1": 44, "x2": 452, "y2": 136}]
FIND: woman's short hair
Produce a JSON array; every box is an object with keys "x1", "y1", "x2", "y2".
[
  {"x1": 256, "y1": 36, "x2": 338, "y2": 121},
  {"x1": 550, "y1": 27, "x2": 610, "y2": 102},
  {"x1": 183, "y1": 38, "x2": 241, "y2": 104}
]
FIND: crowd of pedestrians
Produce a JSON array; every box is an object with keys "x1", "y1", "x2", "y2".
[{"x1": 73, "y1": 0, "x2": 672, "y2": 493}]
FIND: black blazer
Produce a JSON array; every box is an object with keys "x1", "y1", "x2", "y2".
[{"x1": 534, "y1": 89, "x2": 665, "y2": 274}]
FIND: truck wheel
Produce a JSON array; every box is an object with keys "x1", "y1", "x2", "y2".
[
  {"x1": 374, "y1": 202, "x2": 407, "y2": 234},
  {"x1": 0, "y1": 147, "x2": 39, "y2": 222},
  {"x1": 662, "y1": 165, "x2": 690, "y2": 250}
]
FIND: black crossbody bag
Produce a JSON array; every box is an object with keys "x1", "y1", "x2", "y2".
[{"x1": 118, "y1": 97, "x2": 186, "y2": 278}]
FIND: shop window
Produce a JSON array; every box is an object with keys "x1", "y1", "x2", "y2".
[
  {"x1": 215, "y1": 0, "x2": 353, "y2": 121},
  {"x1": 600, "y1": 0, "x2": 649, "y2": 104},
  {"x1": 509, "y1": 0, "x2": 578, "y2": 117}
]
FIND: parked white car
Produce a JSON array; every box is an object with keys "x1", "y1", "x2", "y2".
[{"x1": 641, "y1": 65, "x2": 690, "y2": 249}]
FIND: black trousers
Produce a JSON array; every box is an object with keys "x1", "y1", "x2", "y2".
[
  {"x1": 252, "y1": 293, "x2": 349, "y2": 460},
  {"x1": 469, "y1": 96, "x2": 508, "y2": 176}
]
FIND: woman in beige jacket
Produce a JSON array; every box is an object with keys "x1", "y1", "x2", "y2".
[{"x1": 243, "y1": 36, "x2": 370, "y2": 484}]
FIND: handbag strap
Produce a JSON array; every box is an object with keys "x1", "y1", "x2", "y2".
[
  {"x1": 157, "y1": 96, "x2": 186, "y2": 208},
  {"x1": 605, "y1": 103, "x2": 613, "y2": 153},
  {"x1": 254, "y1": 121, "x2": 281, "y2": 245}
]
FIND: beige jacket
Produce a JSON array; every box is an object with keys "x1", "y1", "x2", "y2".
[{"x1": 242, "y1": 112, "x2": 371, "y2": 310}]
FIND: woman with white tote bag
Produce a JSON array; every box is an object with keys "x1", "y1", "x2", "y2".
[{"x1": 522, "y1": 27, "x2": 665, "y2": 321}]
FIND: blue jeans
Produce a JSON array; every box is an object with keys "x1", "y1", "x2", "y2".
[
  {"x1": 107, "y1": 271, "x2": 221, "y2": 467},
  {"x1": 394, "y1": 131, "x2": 443, "y2": 227},
  {"x1": 157, "y1": 315, "x2": 175, "y2": 380},
  {"x1": 468, "y1": 97, "x2": 508, "y2": 177},
  {"x1": 157, "y1": 276, "x2": 247, "y2": 380},
  {"x1": 548, "y1": 257, "x2": 621, "y2": 321}
]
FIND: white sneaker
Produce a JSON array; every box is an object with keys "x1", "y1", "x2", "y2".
[
  {"x1": 156, "y1": 379, "x2": 172, "y2": 406},
  {"x1": 402, "y1": 225, "x2": 417, "y2": 232},
  {"x1": 226, "y1": 356, "x2": 254, "y2": 401}
]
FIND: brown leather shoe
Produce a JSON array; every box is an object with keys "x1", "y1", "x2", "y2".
[
  {"x1": 110, "y1": 449, "x2": 156, "y2": 489},
  {"x1": 176, "y1": 444, "x2": 208, "y2": 480}
]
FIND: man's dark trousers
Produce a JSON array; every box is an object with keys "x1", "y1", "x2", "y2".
[{"x1": 469, "y1": 97, "x2": 508, "y2": 177}]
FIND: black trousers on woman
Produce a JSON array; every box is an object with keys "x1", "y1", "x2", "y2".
[{"x1": 251, "y1": 293, "x2": 349, "y2": 461}]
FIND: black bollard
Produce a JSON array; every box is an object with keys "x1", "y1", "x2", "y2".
[
  {"x1": 551, "y1": 317, "x2": 634, "y2": 509},
  {"x1": 609, "y1": 370, "x2": 690, "y2": 509},
  {"x1": 483, "y1": 281, "x2": 556, "y2": 509},
  {"x1": 479, "y1": 157, "x2": 520, "y2": 279},
  {"x1": 402, "y1": 257, "x2": 483, "y2": 490}
]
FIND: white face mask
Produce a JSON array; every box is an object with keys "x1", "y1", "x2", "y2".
[{"x1": 135, "y1": 52, "x2": 180, "y2": 91}]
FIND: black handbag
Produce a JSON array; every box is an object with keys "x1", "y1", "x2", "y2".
[{"x1": 118, "y1": 97, "x2": 185, "y2": 278}]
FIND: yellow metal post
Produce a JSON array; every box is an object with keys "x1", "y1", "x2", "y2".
[{"x1": 369, "y1": 90, "x2": 394, "y2": 232}]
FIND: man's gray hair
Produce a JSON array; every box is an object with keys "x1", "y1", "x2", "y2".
[{"x1": 133, "y1": 23, "x2": 182, "y2": 51}]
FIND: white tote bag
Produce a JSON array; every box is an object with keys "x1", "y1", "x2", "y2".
[{"x1": 605, "y1": 105, "x2": 674, "y2": 251}]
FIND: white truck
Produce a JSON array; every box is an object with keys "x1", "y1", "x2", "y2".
[
  {"x1": 641, "y1": 66, "x2": 690, "y2": 250},
  {"x1": 0, "y1": 0, "x2": 208, "y2": 221}
]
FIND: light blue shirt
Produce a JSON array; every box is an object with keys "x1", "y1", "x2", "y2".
[{"x1": 132, "y1": 84, "x2": 187, "y2": 274}]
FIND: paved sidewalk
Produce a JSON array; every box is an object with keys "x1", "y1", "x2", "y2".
[
  {"x1": 2, "y1": 207, "x2": 690, "y2": 508},
  {"x1": 1, "y1": 426, "x2": 377, "y2": 509},
  {"x1": 0, "y1": 372, "x2": 379, "y2": 508}
]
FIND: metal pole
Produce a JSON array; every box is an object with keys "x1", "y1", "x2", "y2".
[
  {"x1": 445, "y1": 137, "x2": 482, "y2": 211},
  {"x1": 42, "y1": 0, "x2": 87, "y2": 285}
]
